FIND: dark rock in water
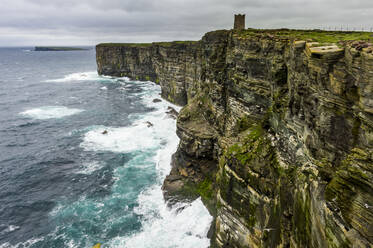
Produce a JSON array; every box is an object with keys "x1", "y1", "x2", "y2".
[
  {"x1": 145, "y1": 121, "x2": 153, "y2": 128},
  {"x1": 153, "y1": 98, "x2": 162, "y2": 103},
  {"x1": 102, "y1": 130, "x2": 108, "y2": 135},
  {"x1": 166, "y1": 107, "x2": 178, "y2": 119}
]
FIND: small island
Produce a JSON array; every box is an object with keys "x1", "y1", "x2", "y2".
[{"x1": 34, "y1": 46, "x2": 89, "y2": 51}]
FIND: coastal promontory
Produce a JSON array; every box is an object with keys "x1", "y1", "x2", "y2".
[{"x1": 96, "y1": 28, "x2": 373, "y2": 247}]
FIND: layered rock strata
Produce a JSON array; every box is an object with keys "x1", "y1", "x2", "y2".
[
  {"x1": 96, "y1": 30, "x2": 373, "y2": 247},
  {"x1": 96, "y1": 41, "x2": 201, "y2": 105}
]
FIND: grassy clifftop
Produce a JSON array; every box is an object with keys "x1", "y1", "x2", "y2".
[
  {"x1": 96, "y1": 41, "x2": 198, "y2": 48},
  {"x1": 234, "y1": 28, "x2": 373, "y2": 43},
  {"x1": 97, "y1": 29, "x2": 372, "y2": 49}
]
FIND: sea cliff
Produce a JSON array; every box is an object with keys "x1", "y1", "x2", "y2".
[{"x1": 96, "y1": 29, "x2": 373, "y2": 247}]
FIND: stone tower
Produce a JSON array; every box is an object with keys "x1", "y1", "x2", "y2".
[{"x1": 234, "y1": 14, "x2": 245, "y2": 30}]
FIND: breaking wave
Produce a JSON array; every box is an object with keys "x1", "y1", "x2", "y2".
[{"x1": 20, "y1": 106, "x2": 84, "y2": 120}]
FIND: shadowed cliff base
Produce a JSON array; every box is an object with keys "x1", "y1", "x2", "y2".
[{"x1": 96, "y1": 28, "x2": 373, "y2": 247}]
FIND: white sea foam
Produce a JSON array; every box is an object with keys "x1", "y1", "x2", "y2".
[
  {"x1": 80, "y1": 88, "x2": 181, "y2": 154},
  {"x1": 102, "y1": 82, "x2": 211, "y2": 247},
  {"x1": 76, "y1": 161, "x2": 102, "y2": 174},
  {"x1": 44, "y1": 71, "x2": 101, "y2": 82},
  {"x1": 20, "y1": 106, "x2": 83, "y2": 120},
  {"x1": 60, "y1": 80, "x2": 210, "y2": 247},
  {"x1": 0, "y1": 225, "x2": 20, "y2": 235},
  {"x1": 0, "y1": 237, "x2": 44, "y2": 248},
  {"x1": 80, "y1": 124, "x2": 159, "y2": 153},
  {"x1": 110, "y1": 198, "x2": 211, "y2": 248},
  {"x1": 109, "y1": 135, "x2": 212, "y2": 248},
  {"x1": 43, "y1": 71, "x2": 130, "y2": 83}
]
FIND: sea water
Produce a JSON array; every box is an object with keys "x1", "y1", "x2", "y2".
[{"x1": 0, "y1": 47, "x2": 211, "y2": 247}]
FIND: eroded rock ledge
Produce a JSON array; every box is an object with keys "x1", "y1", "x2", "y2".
[{"x1": 96, "y1": 29, "x2": 373, "y2": 247}]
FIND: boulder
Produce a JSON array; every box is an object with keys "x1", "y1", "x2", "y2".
[
  {"x1": 145, "y1": 121, "x2": 153, "y2": 128},
  {"x1": 166, "y1": 106, "x2": 178, "y2": 119}
]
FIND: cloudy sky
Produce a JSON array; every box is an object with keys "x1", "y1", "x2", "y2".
[{"x1": 0, "y1": 0, "x2": 371, "y2": 46}]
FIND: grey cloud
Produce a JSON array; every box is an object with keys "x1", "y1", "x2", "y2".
[{"x1": 0, "y1": 0, "x2": 371, "y2": 46}]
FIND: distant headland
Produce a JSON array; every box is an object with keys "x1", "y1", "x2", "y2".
[{"x1": 34, "y1": 46, "x2": 89, "y2": 51}]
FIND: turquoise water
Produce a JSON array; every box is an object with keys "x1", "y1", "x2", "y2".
[{"x1": 0, "y1": 48, "x2": 211, "y2": 247}]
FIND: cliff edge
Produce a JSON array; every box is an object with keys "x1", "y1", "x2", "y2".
[{"x1": 96, "y1": 29, "x2": 373, "y2": 247}]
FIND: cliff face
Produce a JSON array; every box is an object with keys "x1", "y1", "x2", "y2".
[
  {"x1": 96, "y1": 42, "x2": 201, "y2": 105},
  {"x1": 96, "y1": 30, "x2": 373, "y2": 247}
]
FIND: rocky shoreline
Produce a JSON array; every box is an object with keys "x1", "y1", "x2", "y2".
[{"x1": 96, "y1": 29, "x2": 373, "y2": 247}]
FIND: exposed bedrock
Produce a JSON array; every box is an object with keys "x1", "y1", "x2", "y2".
[
  {"x1": 96, "y1": 30, "x2": 373, "y2": 247},
  {"x1": 96, "y1": 41, "x2": 201, "y2": 105}
]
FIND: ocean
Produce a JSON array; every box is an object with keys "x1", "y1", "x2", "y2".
[{"x1": 0, "y1": 47, "x2": 212, "y2": 247}]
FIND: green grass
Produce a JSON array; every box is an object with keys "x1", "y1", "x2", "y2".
[
  {"x1": 154, "y1": 41, "x2": 198, "y2": 47},
  {"x1": 96, "y1": 41, "x2": 198, "y2": 48},
  {"x1": 97, "y1": 29, "x2": 372, "y2": 49},
  {"x1": 234, "y1": 28, "x2": 373, "y2": 43},
  {"x1": 96, "y1": 43, "x2": 153, "y2": 47},
  {"x1": 196, "y1": 177, "x2": 214, "y2": 201}
]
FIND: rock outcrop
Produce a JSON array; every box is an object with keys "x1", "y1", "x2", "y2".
[
  {"x1": 96, "y1": 41, "x2": 201, "y2": 105},
  {"x1": 96, "y1": 29, "x2": 373, "y2": 247}
]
